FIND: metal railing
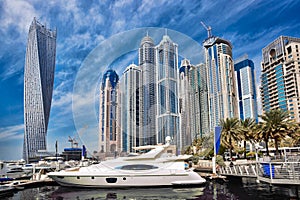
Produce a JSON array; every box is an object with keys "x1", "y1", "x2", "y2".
[{"x1": 219, "y1": 161, "x2": 300, "y2": 185}]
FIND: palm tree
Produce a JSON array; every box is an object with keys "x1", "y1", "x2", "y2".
[
  {"x1": 287, "y1": 122, "x2": 300, "y2": 146},
  {"x1": 220, "y1": 118, "x2": 240, "y2": 160},
  {"x1": 258, "y1": 109, "x2": 293, "y2": 156},
  {"x1": 239, "y1": 118, "x2": 256, "y2": 159}
]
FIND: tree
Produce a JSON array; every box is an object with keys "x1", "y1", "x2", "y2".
[
  {"x1": 239, "y1": 118, "x2": 256, "y2": 159},
  {"x1": 287, "y1": 122, "x2": 300, "y2": 146},
  {"x1": 220, "y1": 118, "x2": 240, "y2": 160},
  {"x1": 258, "y1": 109, "x2": 294, "y2": 156}
]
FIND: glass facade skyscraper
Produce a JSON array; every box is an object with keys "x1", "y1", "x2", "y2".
[
  {"x1": 119, "y1": 64, "x2": 142, "y2": 152},
  {"x1": 23, "y1": 18, "x2": 57, "y2": 163},
  {"x1": 155, "y1": 34, "x2": 180, "y2": 146},
  {"x1": 190, "y1": 63, "x2": 210, "y2": 138},
  {"x1": 139, "y1": 35, "x2": 156, "y2": 145},
  {"x1": 234, "y1": 58, "x2": 258, "y2": 122},
  {"x1": 203, "y1": 36, "x2": 238, "y2": 131},
  {"x1": 99, "y1": 70, "x2": 119, "y2": 155},
  {"x1": 260, "y1": 36, "x2": 300, "y2": 122},
  {"x1": 179, "y1": 59, "x2": 209, "y2": 151},
  {"x1": 178, "y1": 59, "x2": 192, "y2": 151}
]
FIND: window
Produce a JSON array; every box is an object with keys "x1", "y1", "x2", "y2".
[
  {"x1": 287, "y1": 46, "x2": 292, "y2": 54},
  {"x1": 119, "y1": 164, "x2": 158, "y2": 170},
  {"x1": 106, "y1": 178, "x2": 117, "y2": 183}
]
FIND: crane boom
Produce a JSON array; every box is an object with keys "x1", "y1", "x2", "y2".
[{"x1": 201, "y1": 21, "x2": 212, "y2": 38}]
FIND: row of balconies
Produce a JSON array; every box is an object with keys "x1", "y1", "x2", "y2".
[{"x1": 262, "y1": 56, "x2": 284, "y2": 71}]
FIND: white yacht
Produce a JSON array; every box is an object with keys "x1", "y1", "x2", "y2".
[{"x1": 48, "y1": 139, "x2": 206, "y2": 188}]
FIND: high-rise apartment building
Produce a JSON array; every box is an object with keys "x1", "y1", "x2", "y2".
[
  {"x1": 99, "y1": 70, "x2": 119, "y2": 155},
  {"x1": 195, "y1": 63, "x2": 210, "y2": 136},
  {"x1": 179, "y1": 59, "x2": 193, "y2": 151},
  {"x1": 179, "y1": 59, "x2": 209, "y2": 151},
  {"x1": 234, "y1": 57, "x2": 258, "y2": 121},
  {"x1": 203, "y1": 36, "x2": 238, "y2": 131},
  {"x1": 190, "y1": 63, "x2": 210, "y2": 137},
  {"x1": 23, "y1": 18, "x2": 56, "y2": 163},
  {"x1": 155, "y1": 34, "x2": 180, "y2": 147},
  {"x1": 139, "y1": 35, "x2": 156, "y2": 145},
  {"x1": 119, "y1": 64, "x2": 142, "y2": 152},
  {"x1": 260, "y1": 36, "x2": 300, "y2": 122}
]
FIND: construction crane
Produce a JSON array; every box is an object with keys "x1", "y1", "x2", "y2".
[
  {"x1": 201, "y1": 21, "x2": 212, "y2": 38},
  {"x1": 68, "y1": 136, "x2": 78, "y2": 148},
  {"x1": 67, "y1": 125, "x2": 88, "y2": 148}
]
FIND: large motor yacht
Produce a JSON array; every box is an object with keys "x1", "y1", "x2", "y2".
[{"x1": 48, "y1": 138, "x2": 206, "y2": 188}]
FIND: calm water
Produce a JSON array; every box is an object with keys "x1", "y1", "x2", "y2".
[{"x1": 3, "y1": 178, "x2": 300, "y2": 200}]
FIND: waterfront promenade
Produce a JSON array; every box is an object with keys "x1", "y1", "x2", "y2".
[
  {"x1": 219, "y1": 160, "x2": 300, "y2": 185},
  {"x1": 196, "y1": 158, "x2": 300, "y2": 185}
]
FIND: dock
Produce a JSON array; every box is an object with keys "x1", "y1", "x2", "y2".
[{"x1": 219, "y1": 160, "x2": 300, "y2": 185}]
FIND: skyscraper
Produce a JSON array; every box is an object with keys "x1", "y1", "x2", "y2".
[
  {"x1": 260, "y1": 36, "x2": 300, "y2": 122},
  {"x1": 119, "y1": 64, "x2": 142, "y2": 152},
  {"x1": 234, "y1": 56, "x2": 258, "y2": 121},
  {"x1": 155, "y1": 34, "x2": 180, "y2": 147},
  {"x1": 179, "y1": 59, "x2": 209, "y2": 151},
  {"x1": 189, "y1": 63, "x2": 210, "y2": 138},
  {"x1": 195, "y1": 63, "x2": 210, "y2": 136},
  {"x1": 139, "y1": 34, "x2": 156, "y2": 145},
  {"x1": 23, "y1": 18, "x2": 56, "y2": 163},
  {"x1": 178, "y1": 59, "x2": 193, "y2": 150},
  {"x1": 99, "y1": 70, "x2": 119, "y2": 155},
  {"x1": 203, "y1": 36, "x2": 238, "y2": 131}
]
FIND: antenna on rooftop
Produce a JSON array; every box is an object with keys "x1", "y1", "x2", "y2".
[{"x1": 201, "y1": 21, "x2": 212, "y2": 38}]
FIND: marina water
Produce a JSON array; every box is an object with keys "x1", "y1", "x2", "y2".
[{"x1": 4, "y1": 177, "x2": 299, "y2": 200}]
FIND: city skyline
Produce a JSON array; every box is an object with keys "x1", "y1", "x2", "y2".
[{"x1": 1, "y1": 0, "x2": 300, "y2": 160}]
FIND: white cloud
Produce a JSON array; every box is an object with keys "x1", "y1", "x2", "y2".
[
  {"x1": 136, "y1": 0, "x2": 167, "y2": 15},
  {"x1": 1, "y1": 0, "x2": 38, "y2": 37},
  {"x1": 0, "y1": 62, "x2": 23, "y2": 81},
  {"x1": 109, "y1": 51, "x2": 138, "y2": 75},
  {"x1": 52, "y1": 91, "x2": 73, "y2": 108},
  {"x1": 0, "y1": 124, "x2": 24, "y2": 141}
]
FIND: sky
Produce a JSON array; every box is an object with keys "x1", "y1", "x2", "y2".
[{"x1": 0, "y1": 0, "x2": 300, "y2": 160}]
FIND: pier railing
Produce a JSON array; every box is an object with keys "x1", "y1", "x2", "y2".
[{"x1": 219, "y1": 161, "x2": 300, "y2": 185}]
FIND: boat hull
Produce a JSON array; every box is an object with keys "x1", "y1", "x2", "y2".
[{"x1": 48, "y1": 171, "x2": 206, "y2": 188}]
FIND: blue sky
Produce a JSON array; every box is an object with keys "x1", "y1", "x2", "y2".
[{"x1": 0, "y1": 0, "x2": 300, "y2": 160}]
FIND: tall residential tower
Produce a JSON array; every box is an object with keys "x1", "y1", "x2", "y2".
[
  {"x1": 234, "y1": 56, "x2": 258, "y2": 121},
  {"x1": 23, "y1": 18, "x2": 57, "y2": 163},
  {"x1": 260, "y1": 36, "x2": 300, "y2": 122},
  {"x1": 99, "y1": 70, "x2": 119, "y2": 156},
  {"x1": 119, "y1": 64, "x2": 142, "y2": 152},
  {"x1": 139, "y1": 35, "x2": 157, "y2": 145},
  {"x1": 155, "y1": 34, "x2": 180, "y2": 147},
  {"x1": 203, "y1": 36, "x2": 238, "y2": 131},
  {"x1": 179, "y1": 59, "x2": 209, "y2": 151}
]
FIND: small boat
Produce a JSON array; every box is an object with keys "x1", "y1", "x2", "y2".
[
  {"x1": 5, "y1": 181, "x2": 26, "y2": 190},
  {"x1": 48, "y1": 137, "x2": 206, "y2": 188},
  {"x1": 0, "y1": 161, "x2": 32, "y2": 179}
]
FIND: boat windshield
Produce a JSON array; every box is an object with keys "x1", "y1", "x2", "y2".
[{"x1": 117, "y1": 164, "x2": 158, "y2": 170}]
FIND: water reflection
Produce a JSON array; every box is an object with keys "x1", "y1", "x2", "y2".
[
  {"x1": 49, "y1": 186, "x2": 205, "y2": 200},
  {"x1": 6, "y1": 178, "x2": 300, "y2": 200}
]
